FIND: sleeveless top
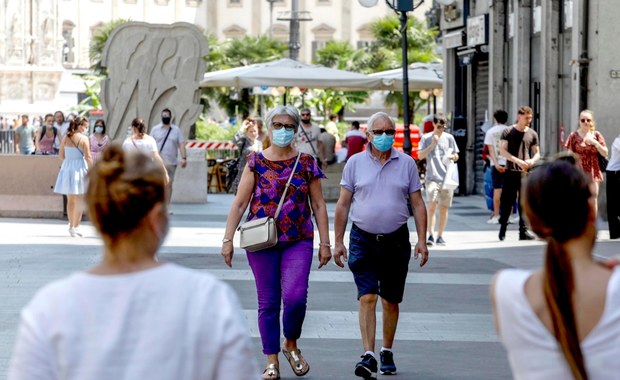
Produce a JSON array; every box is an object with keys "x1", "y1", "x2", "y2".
[
  {"x1": 90, "y1": 134, "x2": 109, "y2": 162},
  {"x1": 494, "y1": 268, "x2": 620, "y2": 380},
  {"x1": 39, "y1": 132, "x2": 56, "y2": 154}
]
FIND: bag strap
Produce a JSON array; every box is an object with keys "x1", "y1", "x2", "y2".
[
  {"x1": 70, "y1": 136, "x2": 84, "y2": 157},
  {"x1": 300, "y1": 126, "x2": 319, "y2": 157},
  {"x1": 274, "y1": 152, "x2": 302, "y2": 219},
  {"x1": 159, "y1": 127, "x2": 173, "y2": 152}
]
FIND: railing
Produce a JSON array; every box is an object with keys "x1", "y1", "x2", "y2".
[{"x1": 0, "y1": 130, "x2": 15, "y2": 154}]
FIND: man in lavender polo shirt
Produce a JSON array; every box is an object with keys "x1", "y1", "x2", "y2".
[{"x1": 334, "y1": 112, "x2": 428, "y2": 379}]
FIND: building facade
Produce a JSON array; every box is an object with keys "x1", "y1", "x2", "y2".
[
  {"x1": 438, "y1": 0, "x2": 620, "y2": 198},
  {"x1": 0, "y1": 0, "x2": 430, "y2": 115}
]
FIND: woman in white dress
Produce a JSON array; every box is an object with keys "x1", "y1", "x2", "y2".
[
  {"x1": 9, "y1": 144, "x2": 259, "y2": 380},
  {"x1": 122, "y1": 117, "x2": 169, "y2": 184},
  {"x1": 54, "y1": 116, "x2": 92, "y2": 237},
  {"x1": 490, "y1": 155, "x2": 620, "y2": 380}
]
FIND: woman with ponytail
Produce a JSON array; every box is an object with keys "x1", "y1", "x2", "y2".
[
  {"x1": 9, "y1": 144, "x2": 258, "y2": 379},
  {"x1": 490, "y1": 154, "x2": 620, "y2": 379},
  {"x1": 122, "y1": 117, "x2": 169, "y2": 184}
]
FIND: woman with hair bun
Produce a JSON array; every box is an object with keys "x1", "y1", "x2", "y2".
[
  {"x1": 122, "y1": 117, "x2": 169, "y2": 184},
  {"x1": 9, "y1": 144, "x2": 259, "y2": 379},
  {"x1": 490, "y1": 155, "x2": 620, "y2": 380},
  {"x1": 54, "y1": 116, "x2": 92, "y2": 237}
]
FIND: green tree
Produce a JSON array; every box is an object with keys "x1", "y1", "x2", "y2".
[
  {"x1": 203, "y1": 35, "x2": 288, "y2": 120},
  {"x1": 89, "y1": 19, "x2": 129, "y2": 76}
]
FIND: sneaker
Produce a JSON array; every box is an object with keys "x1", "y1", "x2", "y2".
[
  {"x1": 436, "y1": 236, "x2": 446, "y2": 245},
  {"x1": 487, "y1": 215, "x2": 500, "y2": 224},
  {"x1": 519, "y1": 230, "x2": 536, "y2": 241},
  {"x1": 508, "y1": 215, "x2": 519, "y2": 224},
  {"x1": 355, "y1": 354, "x2": 377, "y2": 379},
  {"x1": 380, "y1": 350, "x2": 397, "y2": 375},
  {"x1": 426, "y1": 235, "x2": 434, "y2": 247},
  {"x1": 68, "y1": 227, "x2": 76, "y2": 238}
]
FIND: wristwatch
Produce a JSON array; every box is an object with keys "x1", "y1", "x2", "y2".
[{"x1": 222, "y1": 238, "x2": 232, "y2": 244}]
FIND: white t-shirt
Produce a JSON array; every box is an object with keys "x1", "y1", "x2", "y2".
[
  {"x1": 295, "y1": 123, "x2": 321, "y2": 157},
  {"x1": 494, "y1": 268, "x2": 620, "y2": 380},
  {"x1": 122, "y1": 135, "x2": 158, "y2": 155},
  {"x1": 484, "y1": 124, "x2": 508, "y2": 166},
  {"x1": 150, "y1": 123, "x2": 185, "y2": 165},
  {"x1": 8, "y1": 263, "x2": 259, "y2": 380}
]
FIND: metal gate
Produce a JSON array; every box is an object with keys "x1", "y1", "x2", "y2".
[{"x1": 473, "y1": 60, "x2": 489, "y2": 195}]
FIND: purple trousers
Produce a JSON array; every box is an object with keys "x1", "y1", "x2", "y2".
[{"x1": 247, "y1": 238, "x2": 313, "y2": 355}]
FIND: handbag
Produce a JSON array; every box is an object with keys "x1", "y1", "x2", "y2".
[{"x1": 237, "y1": 152, "x2": 301, "y2": 251}]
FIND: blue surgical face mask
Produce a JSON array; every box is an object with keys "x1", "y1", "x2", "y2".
[
  {"x1": 372, "y1": 133, "x2": 394, "y2": 152},
  {"x1": 272, "y1": 128, "x2": 295, "y2": 147},
  {"x1": 94, "y1": 126, "x2": 104, "y2": 134}
]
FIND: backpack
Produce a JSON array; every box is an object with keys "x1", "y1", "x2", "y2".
[{"x1": 40, "y1": 125, "x2": 58, "y2": 140}]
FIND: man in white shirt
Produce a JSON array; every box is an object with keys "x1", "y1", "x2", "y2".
[
  {"x1": 483, "y1": 110, "x2": 509, "y2": 224},
  {"x1": 151, "y1": 108, "x2": 187, "y2": 202}
]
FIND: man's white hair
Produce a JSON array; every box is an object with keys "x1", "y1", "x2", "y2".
[{"x1": 367, "y1": 112, "x2": 395, "y2": 130}]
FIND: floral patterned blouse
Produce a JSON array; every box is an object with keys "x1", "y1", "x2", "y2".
[
  {"x1": 565, "y1": 130, "x2": 606, "y2": 182},
  {"x1": 246, "y1": 152, "x2": 325, "y2": 242}
]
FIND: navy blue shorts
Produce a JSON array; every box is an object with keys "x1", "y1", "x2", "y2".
[
  {"x1": 347, "y1": 223, "x2": 411, "y2": 304},
  {"x1": 491, "y1": 166, "x2": 505, "y2": 189}
]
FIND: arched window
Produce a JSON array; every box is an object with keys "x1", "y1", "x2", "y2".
[{"x1": 62, "y1": 20, "x2": 76, "y2": 66}]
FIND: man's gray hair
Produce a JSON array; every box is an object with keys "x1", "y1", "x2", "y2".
[
  {"x1": 265, "y1": 105, "x2": 301, "y2": 132},
  {"x1": 367, "y1": 112, "x2": 395, "y2": 131}
]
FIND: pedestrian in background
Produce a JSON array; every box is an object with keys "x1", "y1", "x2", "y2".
[
  {"x1": 151, "y1": 108, "x2": 187, "y2": 202},
  {"x1": 318, "y1": 126, "x2": 336, "y2": 169},
  {"x1": 54, "y1": 116, "x2": 92, "y2": 237},
  {"x1": 54, "y1": 110, "x2": 70, "y2": 138},
  {"x1": 221, "y1": 105, "x2": 332, "y2": 380},
  {"x1": 565, "y1": 109, "x2": 608, "y2": 216},
  {"x1": 483, "y1": 110, "x2": 509, "y2": 224},
  {"x1": 122, "y1": 117, "x2": 169, "y2": 185},
  {"x1": 418, "y1": 114, "x2": 459, "y2": 246},
  {"x1": 607, "y1": 132, "x2": 620, "y2": 239},
  {"x1": 230, "y1": 117, "x2": 262, "y2": 194},
  {"x1": 14, "y1": 115, "x2": 35, "y2": 155},
  {"x1": 9, "y1": 144, "x2": 259, "y2": 379},
  {"x1": 344, "y1": 120, "x2": 366, "y2": 160},
  {"x1": 34, "y1": 114, "x2": 59, "y2": 155},
  {"x1": 490, "y1": 155, "x2": 620, "y2": 380},
  {"x1": 89, "y1": 119, "x2": 109, "y2": 163},
  {"x1": 296, "y1": 108, "x2": 324, "y2": 166},
  {"x1": 498, "y1": 106, "x2": 540, "y2": 241},
  {"x1": 334, "y1": 111, "x2": 428, "y2": 379}
]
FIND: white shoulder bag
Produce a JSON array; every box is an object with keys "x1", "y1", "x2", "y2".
[{"x1": 238, "y1": 152, "x2": 301, "y2": 251}]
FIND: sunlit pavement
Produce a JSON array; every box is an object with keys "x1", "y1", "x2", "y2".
[{"x1": 1, "y1": 193, "x2": 617, "y2": 379}]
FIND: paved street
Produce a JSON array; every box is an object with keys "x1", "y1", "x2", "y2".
[{"x1": 1, "y1": 193, "x2": 618, "y2": 379}]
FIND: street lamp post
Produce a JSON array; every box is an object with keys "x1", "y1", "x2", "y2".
[
  {"x1": 266, "y1": 0, "x2": 277, "y2": 38},
  {"x1": 277, "y1": 0, "x2": 312, "y2": 61},
  {"x1": 359, "y1": 0, "x2": 424, "y2": 156}
]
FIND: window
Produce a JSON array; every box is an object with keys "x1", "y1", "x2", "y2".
[
  {"x1": 62, "y1": 20, "x2": 76, "y2": 66},
  {"x1": 317, "y1": 0, "x2": 331, "y2": 4},
  {"x1": 228, "y1": 0, "x2": 242, "y2": 6},
  {"x1": 311, "y1": 41, "x2": 327, "y2": 61}
]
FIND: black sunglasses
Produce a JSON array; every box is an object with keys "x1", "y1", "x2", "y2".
[
  {"x1": 272, "y1": 122, "x2": 296, "y2": 131},
  {"x1": 300, "y1": 113, "x2": 311, "y2": 116},
  {"x1": 371, "y1": 129, "x2": 396, "y2": 136}
]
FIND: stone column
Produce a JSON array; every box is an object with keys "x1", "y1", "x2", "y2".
[
  {"x1": 511, "y1": 0, "x2": 532, "y2": 112},
  {"x1": 489, "y1": 0, "x2": 506, "y2": 114}
]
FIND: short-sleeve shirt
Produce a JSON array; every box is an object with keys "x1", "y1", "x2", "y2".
[
  {"x1": 16, "y1": 125, "x2": 36, "y2": 151},
  {"x1": 501, "y1": 126, "x2": 539, "y2": 172},
  {"x1": 247, "y1": 152, "x2": 325, "y2": 242},
  {"x1": 565, "y1": 130, "x2": 606, "y2": 182},
  {"x1": 484, "y1": 124, "x2": 508, "y2": 166},
  {"x1": 340, "y1": 145, "x2": 423, "y2": 234},
  {"x1": 150, "y1": 123, "x2": 185, "y2": 165},
  {"x1": 295, "y1": 123, "x2": 321, "y2": 157},
  {"x1": 345, "y1": 129, "x2": 367, "y2": 159},
  {"x1": 122, "y1": 135, "x2": 158, "y2": 155},
  {"x1": 420, "y1": 132, "x2": 459, "y2": 183}
]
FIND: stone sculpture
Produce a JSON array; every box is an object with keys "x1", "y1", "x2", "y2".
[{"x1": 100, "y1": 22, "x2": 209, "y2": 140}]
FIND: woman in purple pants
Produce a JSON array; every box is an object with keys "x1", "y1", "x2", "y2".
[{"x1": 221, "y1": 105, "x2": 332, "y2": 380}]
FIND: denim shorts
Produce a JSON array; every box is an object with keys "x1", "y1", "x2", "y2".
[{"x1": 347, "y1": 223, "x2": 411, "y2": 304}]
